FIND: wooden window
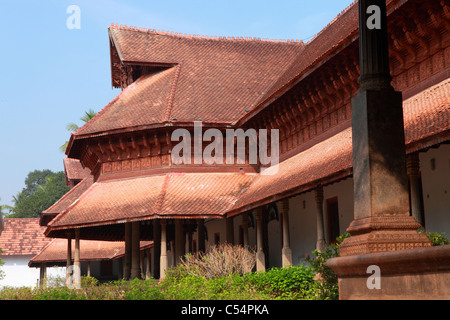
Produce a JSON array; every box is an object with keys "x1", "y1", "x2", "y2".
[{"x1": 327, "y1": 197, "x2": 340, "y2": 244}]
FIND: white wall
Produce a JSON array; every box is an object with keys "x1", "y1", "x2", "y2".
[
  {"x1": 0, "y1": 255, "x2": 63, "y2": 288},
  {"x1": 322, "y1": 178, "x2": 354, "y2": 242},
  {"x1": 420, "y1": 144, "x2": 450, "y2": 234}
]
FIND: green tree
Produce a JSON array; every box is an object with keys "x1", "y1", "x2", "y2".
[
  {"x1": 60, "y1": 109, "x2": 97, "y2": 152},
  {"x1": 6, "y1": 170, "x2": 69, "y2": 218}
]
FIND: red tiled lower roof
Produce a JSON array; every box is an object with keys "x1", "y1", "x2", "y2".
[
  {"x1": 0, "y1": 218, "x2": 51, "y2": 256},
  {"x1": 46, "y1": 172, "x2": 256, "y2": 234},
  {"x1": 46, "y1": 78, "x2": 449, "y2": 235},
  {"x1": 29, "y1": 238, "x2": 153, "y2": 267},
  {"x1": 40, "y1": 176, "x2": 94, "y2": 226}
]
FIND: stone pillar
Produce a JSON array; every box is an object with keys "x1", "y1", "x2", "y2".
[
  {"x1": 123, "y1": 222, "x2": 132, "y2": 280},
  {"x1": 197, "y1": 219, "x2": 206, "y2": 253},
  {"x1": 130, "y1": 221, "x2": 141, "y2": 279},
  {"x1": 337, "y1": 0, "x2": 430, "y2": 257},
  {"x1": 314, "y1": 187, "x2": 327, "y2": 252},
  {"x1": 281, "y1": 199, "x2": 292, "y2": 267},
  {"x1": 406, "y1": 153, "x2": 424, "y2": 227},
  {"x1": 160, "y1": 220, "x2": 168, "y2": 280},
  {"x1": 175, "y1": 219, "x2": 185, "y2": 265},
  {"x1": 242, "y1": 214, "x2": 249, "y2": 248},
  {"x1": 39, "y1": 263, "x2": 47, "y2": 288},
  {"x1": 65, "y1": 236, "x2": 72, "y2": 287},
  {"x1": 226, "y1": 216, "x2": 234, "y2": 245},
  {"x1": 255, "y1": 208, "x2": 265, "y2": 272},
  {"x1": 74, "y1": 229, "x2": 81, "y2": 289},
  {"x1": 152, "y1": 220, "x2": 161, "y2": 279}
]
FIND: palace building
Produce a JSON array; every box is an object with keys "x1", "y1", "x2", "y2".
[{"x1": 40, "y1": 0, "x2": 449, "y2": 293}]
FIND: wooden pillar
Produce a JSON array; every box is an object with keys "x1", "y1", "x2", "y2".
[
  {"x1": 74, "y1": 228, "x2": 81, "y2": 289},
  {"x1": 281, "y1": 199, "x2": 292, "y2": 267},
  {"x1": 123, "y1": 222, "x2": 132, "y2": 280},
  {"x1": 255, "y1": 208, "x2": 265, "y2": 272},
  {"x1": 160, "y1": 220, "x2": 168, "y2": 280},
  {"x1": 39, "y1": 263, "x2": 47, "y2": 288},
  {"x1": 407, "y1": 153, "x2": 424, "y2": 227},
  {"x1": 152, "y1": 220, "x2": 161, "y2": 279},
  {"x1": 175, "y1": 219, "x2": 185, "y2": 265},
  {"x1": 65, "y1": 236, "x2": 72, "y2": 287},
  {"x1": 87, "y1": 261, "x2": 91, "y2": 277},
  {"x1": 146, "y1": 248, "x2": 151, "y2": 280},
  {"x1": 226, "y1": 216, "x2": 234, "y2": 245},
  {"x1": 314, "y1": 187, "x2": 327, "y2": 252},
  {"x1": 130, "y1": 221, "x2": 141, "y2": 279},
  {"x1": 187, "y1": 225, "x2": 193, "y2": 253},
  {"x1": 197, "y1": 219, "x2": 206, "y2": 253},
  {"x1": 140, "y1": 251, "x2": 144, "y2": 279},
  {"x1": 242, "y1": 214, "x2": 249, "y2": 248}
]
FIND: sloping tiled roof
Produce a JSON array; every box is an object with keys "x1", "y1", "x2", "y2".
[
  {"x1": 46, "y1": 172, "x2": 255, "y2": 234},
  {"x1": 230, "y1": 78, "x2": 450, "y2": 213},
  {"x1": 63, "y1": 158, "x2": 91, "y2": 183},
  {"x1": 46, "y1": 78, "x2": 449, "y2": 237},
  {"x1": 0, "y1": 218, "x2": 51, "y2": 256},
  {"x1": 28, "y1": 238, "x2": 153, "y2": 267},
  {"x1": 403, "y1": 78, "x2": 450, "y2": 153},
  {"x1": 40, "y1": 176, "x2": 94, "y2": 226},
  {"x1": 71, "y1": 27, "x2": 305, "y2": 138}
]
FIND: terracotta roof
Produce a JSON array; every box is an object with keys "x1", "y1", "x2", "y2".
[
  {"x1": 29, "y1": 238, "x2": 153, "y2": 267},
  {"x1": 46, "y1": 172, "x2": 256, "y2": 234},
  {"x1": 71, "y1": 27, "x2": 305, "y2": 138},
  {"x1": 0, "y1": 218, "x2": 51, "y2": 256},
  {"x1": 46, "y1": 78, "x2": 449, "y2": 235},
  {"x1": 230, "y1": 78, "x2": 450, "y2": 214},
  {"x1": 40, "y1": 176, "x2": 94, "y2": 226},
  {"x1": 403, "y1": 78, "x2": 450, "y2": 153},
  {"x1": 230, "y1": 127, "x2": 353, "y2": 214},
  {"x1": 63, "y1": 158, "x2": 91, "y2": 183}
]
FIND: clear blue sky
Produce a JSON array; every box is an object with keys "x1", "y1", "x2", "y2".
[{"x1": 0, "y1": 0, "x2": 354, "y2": 207}]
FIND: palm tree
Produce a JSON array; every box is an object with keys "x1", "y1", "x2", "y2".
[{"x1": 60, "y1": 109, "x2": 97, "y2": 152}]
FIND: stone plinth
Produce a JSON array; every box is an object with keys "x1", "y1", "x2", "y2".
[{"x1": 327, "y1": 245, "x2": 450, "y2": 300}]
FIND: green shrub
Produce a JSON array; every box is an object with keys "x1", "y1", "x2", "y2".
[
  {"x1": 419, "y1": 230, "x2": 449, "y2": 246},
  {"x1": 305, "y1": 232, "x2": 350, "y2": 300},
  {"x1": 242, "y1": 266, "x2": 317, "y2": 300}
]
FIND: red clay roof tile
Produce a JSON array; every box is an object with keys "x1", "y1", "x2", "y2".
[
  {"x1": 46, "y1": 78, "x2": 449, "y2": 233},
  {"x1": 72, "y1": 28, "x2": 305, "y2": 138},
  {"x1": 29, "y1": 238, "x2": 152, "y2": 267},
  {"x1": 63, "y1": 158, "x2": 91, "y2": 183},
  {"x1": 0, "y1": 218, "x2": 51, "y2": 256}
]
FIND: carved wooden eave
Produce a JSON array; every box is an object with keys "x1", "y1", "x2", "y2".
[{"x1": 238, "y1": 0, "x2": 449, "y2": 160}]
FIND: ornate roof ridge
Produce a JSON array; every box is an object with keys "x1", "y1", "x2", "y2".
[{"x1": 109, "y1": 23, "x2": 304, "y2": 45}]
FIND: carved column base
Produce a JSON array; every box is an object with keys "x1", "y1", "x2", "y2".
[{"x1": 339, "y1": 215, "x2": 431, "y2": 257}]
